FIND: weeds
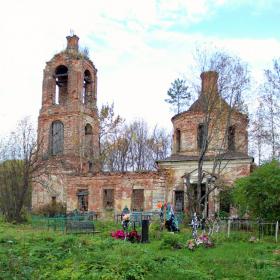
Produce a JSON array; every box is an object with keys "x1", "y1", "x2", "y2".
[{"x1": 0, "y1": 221, "x2": 280, "y2": 279}]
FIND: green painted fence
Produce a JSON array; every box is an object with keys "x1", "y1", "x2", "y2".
[{"x1": 31, "y1": 215, "x2": 96, "y2": 234}]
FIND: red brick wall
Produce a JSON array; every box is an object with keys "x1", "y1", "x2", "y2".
[{"x1": 66, "y1": 172, "x2": 164, "y2": 213}]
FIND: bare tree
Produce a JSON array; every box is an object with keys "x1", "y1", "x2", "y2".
[
  {"x1": 99, "y1": 102, "x2": 124, "y2": 169},
  {"x1": 259, "y1": 58, "x2": 280, "y2": 159},
  {"x1": 102, "y1": 127, "x2": 130, "y2": 172},
  {"x1": 127, "y1": 120, "x2": 150, "y2": 171},
  {"x1": 0, "y1": 117, "x2": 45, "y2": 222},
  {"x1": 128, "y1": 121, "x2": 171, "y2": 172},
  {"x1": 101, "y1": 119, "x2": 171, "y2": 172},
  {"x1": 187, "y1": 48, "x2": 250, "y2": 215},
  {"x1": 249, "y1": 103, "x2": 269, "y2": 165},
  {"x1": 147, "y1": 126, "x2": 171, "y2": 170}
]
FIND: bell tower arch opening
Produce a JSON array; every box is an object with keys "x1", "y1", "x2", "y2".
[
  {"x1": 82, "y1": 70, "x2": 93, "y2": 105},
  {"x1": 54, "y1": 65, "x2": 68, "y2": 105}
]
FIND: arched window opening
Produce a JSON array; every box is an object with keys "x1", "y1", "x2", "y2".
[
  {"x1": 82, "y1": 70, "x2": 92, "y2": 104},
  {"x1": 49, "y1": 121, "x2": 64, "y2": 155},
  {"x1": 85, "y1": 123, "x2": 93, "y2": 156},
  {"x1": 88, "y1": 161, "x2": 93, "y2": 172},
  {"x1": 228, "y1": 126, "x2": 235, "y2": 151},
  {"x1": 175, "y1": 129, "x2": 181, "y2": 152},
  {"x1": 85, "y1": 123, "x2": 93, "y2": 135},
  {"x1": 197, "y1": 123, "x2": 206, "y2": 150},
  {"x1": 51, "y1": 196, "x2": 57, "y2": 205},
  {"x1": 54, "y1": 65, "x2": 68, "y2": 105}
]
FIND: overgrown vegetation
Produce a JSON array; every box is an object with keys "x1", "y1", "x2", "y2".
[
  {"x1": 0, "y1": 221, "x2": 280, "y2": 280},
  {"x1": 233, "y1": 160, "x2": 280, "y2": 221},
  {"x1": 218, "y1": 187, "x2": 232, "y2": 218},
  {"x1": 33, "y1": 202, "x2": 67, "y2": 217},
  {"x1": 0, "y1": 118, "x2": 45, "y2": 223}
]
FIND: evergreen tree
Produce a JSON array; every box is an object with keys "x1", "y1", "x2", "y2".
[{"x1": 165, "y1": 78, "x2": 190, "y2": 114}]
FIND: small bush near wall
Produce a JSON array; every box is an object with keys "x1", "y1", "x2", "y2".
[{"x1": 33, "y1": 202, "x2": 66, "y2": 217}]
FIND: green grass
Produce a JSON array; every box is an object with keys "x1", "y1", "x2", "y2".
[{"x1": 0, "y1": 221, "x2": 280, "y2": 280}]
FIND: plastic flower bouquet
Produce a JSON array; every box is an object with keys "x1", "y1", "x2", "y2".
[
  {"x1": 197, "y1": 234, "x2": 214, "y2": 248},
  {"x1": 111, "y1": 229, "x2": 126, "y2": 240},
  {"x1": 127, "y1": 230, "x2": 141, "y2": 243}
]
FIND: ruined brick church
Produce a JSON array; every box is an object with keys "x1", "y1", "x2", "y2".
[{"x1": 32, "y1": 35, "x2": 253, "y2": 217}]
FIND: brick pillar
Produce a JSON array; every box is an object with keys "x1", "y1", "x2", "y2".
[
  {"x1": 66, "y1": 35, "x2": 79, "y2": 52},
  {"x1": 200, "y1": 71, "x2": 218, "y2": 95}
]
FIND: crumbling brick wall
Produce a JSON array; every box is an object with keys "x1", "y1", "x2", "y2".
[{"x1": 32, "y1": 171, "x2": 166, "y2": 216}]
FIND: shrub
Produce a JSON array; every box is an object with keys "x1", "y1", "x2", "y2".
[
  {"x1": 233, "y1": 160, "x2": 280, "y2": 221},
  {"x1": 160, "y1": 233, "x2": 184, "y2": 249},
  {"x1": 148, "y1": 222, "x2": 162, "y2": 240},
  {"x1": 218, "y1": 210, "x2": 230, "y2": 219},
  {"x1": 33, "y1": 202, "x2": 66, "y2": 217}
]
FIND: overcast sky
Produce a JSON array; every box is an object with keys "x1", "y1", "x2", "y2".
[{"x1": 0, "y1": 0, "x2": 280, "y2": 136}]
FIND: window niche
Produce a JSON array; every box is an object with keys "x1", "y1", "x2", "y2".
[
  {"x1": 197, "y1": 123, "x2": 206, "y2": 150},
  {"x1": 132, "y1": 189, "x2": 144, "y2": 211},
  {"x1": 84, "y1": 123, "x2": 93, "y2": 157},
  {"x1": 228, "y1": 126, "x2": 235, "y2": 151},
  {"x1": 77, "y1": 189, "x2": 89, "y2": 211},
  {"x1": 85, "y1": 123, "x2": 93, "y2": 135},
  {"x1": 175, "y1": 129, "x2": 181, "y2": 153},
  {"x1": 51, "y1": 196, "x2": 57, "y2": 205},
  {"x1": 82, "y1": 70, "x2": 92, "y2": 104},
  {"x1": 88, "y1": 160, "x2": 93, "y2": 172},
  {"x1": 54, "y1": 65, "x2": 68, "y2": 105},
  {"x1": 103, "y1": 189, "x2": 114, "y2": 209},
  {"x1": 174, "y1": 191, "x2": 184, "y2": 212},
  {"x1": 49, "y1": 121, "x2": 64, "y2": 156}
]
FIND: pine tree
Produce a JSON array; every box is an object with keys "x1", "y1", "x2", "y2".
[{"x1": 165, "y1": 78, "x2": 191, "y2": 114}]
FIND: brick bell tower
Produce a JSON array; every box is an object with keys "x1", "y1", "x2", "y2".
[{"x1": 38, "y1": 35, "x2": 100, "y2": 173}]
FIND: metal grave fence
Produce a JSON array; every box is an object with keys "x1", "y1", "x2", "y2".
[
  {"x1": 31, "y1": 213, "x2": 97, "y2": 234},
  {"x1": 218, "y1": 219, "x2": 279, "y2": 242}
]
